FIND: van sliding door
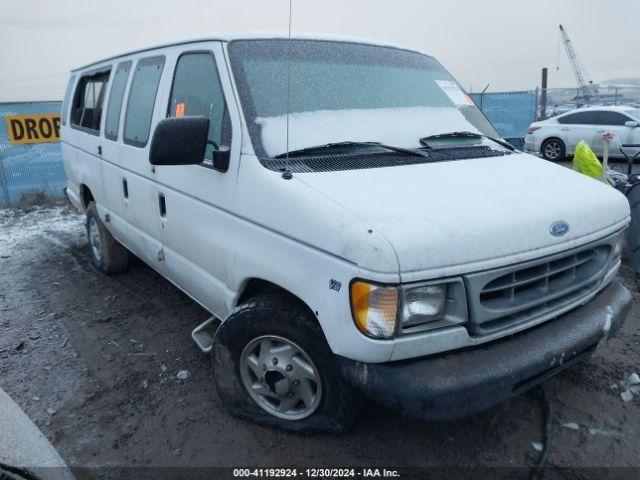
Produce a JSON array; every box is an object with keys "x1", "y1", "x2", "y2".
[
  {"x1": 119, "y1": 55, "x2": 168, "y2": 271},
  {"x1": 100, "y1": 60, "x2": 132, "y2": 243}
]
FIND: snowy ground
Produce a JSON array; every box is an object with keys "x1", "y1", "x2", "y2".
[
  {"x1": 0, "y1": 203, "x2": 639, "y2": 476},
  {"x1": 0, "y1": 206, "x2": 84, "y2": 257}
]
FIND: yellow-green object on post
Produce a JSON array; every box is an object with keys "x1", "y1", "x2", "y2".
[{"x1": 572, "y1": 140, "x2": 602, "y2": 179}]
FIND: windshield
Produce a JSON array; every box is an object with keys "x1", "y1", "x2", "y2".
[
  {"x1": 627, "y1": 109, "x2": 640, "y2": 121},
  {"x1": 228, "y1": 39, "x2": 500, "y2": 158}
]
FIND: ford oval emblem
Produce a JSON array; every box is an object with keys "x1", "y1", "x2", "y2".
[{"x1": 550, "y1": 221, "x2": 570, "y2": 237}]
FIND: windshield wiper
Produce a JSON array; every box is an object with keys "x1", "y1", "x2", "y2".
[
  {"x1": 275, "y1": 141, "x2": 430, "y2": 159},
  {"x1": 420, "y1": 131, "x2": 515, "y2": 151}
]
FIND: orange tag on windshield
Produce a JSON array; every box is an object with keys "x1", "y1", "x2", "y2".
[{"x1": 176, "y1": 103, "x2": 185, "y2": 118}]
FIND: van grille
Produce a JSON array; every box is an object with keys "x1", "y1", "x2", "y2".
[{"x1": 465, "y1": 240, "x2": 614, "y2": 336}]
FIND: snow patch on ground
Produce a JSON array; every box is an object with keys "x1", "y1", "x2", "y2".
[
  {"x1": 0, "y1": 206, "x2": 84, "y2": 257},
  {"x1": 255, "y1": 106, "x2": 479, "y2": 157},
  {"x1": 588, "y1": 427, "x2": 623, "y2": 437},
  {"x1": 561, "y1": 422, "x2": 580, "y2": 431}
]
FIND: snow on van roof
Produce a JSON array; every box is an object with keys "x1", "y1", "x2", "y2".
[{"x1": 71, "y1": 31, "x2": 431, "y2": 72}]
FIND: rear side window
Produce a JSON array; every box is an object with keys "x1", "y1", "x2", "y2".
[
  {"x1": 71, "y1": 70, "x2": 111, "y2": 133},
  {"x1": 61, "y1": 75, "x2": 76, "y2": 126},
  {"x1": 124, "y1": 56, "x2": 165, "y2": 147},
  {"x1": 167, "y1": 52, "x2": 231, "y2": 161},
  {"x1": 557, "y1": 111, "x2": 599, "y2": 125},
  {"x1": 597, "y1": 111, "x2": 630, "y2": 126},
  {"x1": 105, "y1": 61, "x2": 132, "y2": 140}
]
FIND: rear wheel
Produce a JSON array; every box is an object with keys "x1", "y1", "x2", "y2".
[
  {"x1": 212, "y1": 293, "x2": 359, "y2": 434},
  {"x1": 541, "y1": 138, "x2": 566, "y2": 161},
  {"x1": 86, "y1": 202, "x2": 130, "y2": 274}
]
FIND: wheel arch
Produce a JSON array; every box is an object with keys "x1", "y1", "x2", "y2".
[
  {"x1": 235, "y1": 278, "x2": 316, "y2": 317},
  {"x1": 79, "y1": 184, "x2": 95, "y2": 209}
]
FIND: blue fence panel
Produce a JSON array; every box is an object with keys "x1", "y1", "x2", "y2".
[
  {"x1": 470, "y1": 91, "x2": 537, "y2": 140},
  {"x1": 0, "y1": 102, "x2": 64, "y2": 208}
]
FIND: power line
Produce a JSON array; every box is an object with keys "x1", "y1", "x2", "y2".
[
  {"x1": 0, "y1": 82, "x2": 67, "y2": 90},
  {"x1": 0, "y1": 72, "x2": 68, "y2": 85},
  {"x1": 0, "y1": 83, "x2": 67, "y2": 93}
]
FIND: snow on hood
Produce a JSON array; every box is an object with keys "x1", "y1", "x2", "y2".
[
  {"x1": 255, "y1": 106, "x2": 479, "y2": 157},
  {"x1": 293, "y1": 153, "x2": 630, "y2": 277}
]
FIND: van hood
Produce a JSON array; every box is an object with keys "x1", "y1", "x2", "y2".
[{"x1": 295, "y1": 153, "x2": 630, "y2": 278}]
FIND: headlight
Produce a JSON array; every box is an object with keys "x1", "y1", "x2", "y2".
[
  {"x1": 350, "y1": 281, "x2": 398, "y2": 339},
  {"x1": 401, "y1": 285, "x2": 447, "y2": 327},
  {"x1": 350, "y1": 280, "x2": 467, "y2": 339}
]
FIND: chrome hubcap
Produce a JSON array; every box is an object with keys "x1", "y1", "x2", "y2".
[
  {"x1": 544, "y1": 141, "x2": 561, "y2": 159},
  {"x1": 240, "y1": 335, "x2": 322, "y2": 420},
  {"x1": 88, "y1": 217, "x2": 102, "y2": 262}
]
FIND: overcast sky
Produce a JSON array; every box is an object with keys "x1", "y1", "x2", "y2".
[{"x1": 1, "y1": 0, "x2": 639, "y2": 102}]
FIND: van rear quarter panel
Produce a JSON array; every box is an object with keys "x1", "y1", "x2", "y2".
[{"x1": 61, "y1": 128, "x2": 107, "y2": 211}]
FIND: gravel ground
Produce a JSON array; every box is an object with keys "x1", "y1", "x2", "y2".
[{"x1": 0, "y1": 201, "x2": 639, "y2": 477}]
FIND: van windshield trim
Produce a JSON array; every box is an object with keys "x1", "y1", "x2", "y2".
[{"x1": 228, "y1": 39, "x2": 500, "y2": 161}]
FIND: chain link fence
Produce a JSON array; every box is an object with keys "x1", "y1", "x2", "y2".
[
  {"x1": 0, "y1": 101, "x2": 64, "y2": 208},
  {"x1": 544, "y1": 86, "x2": 640, "y2": 117},
  {"x1": 470, "y1": 87, "x2": 640, "y2": 149},
  {"x1": 469, "y1": 91, "x2": 537, "y2": 147}
]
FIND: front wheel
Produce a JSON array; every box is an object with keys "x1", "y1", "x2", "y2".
[
  {"x1": 541, "y1": 138, "x2": 566, "y2": 161},
  {"x1": 212, "y1": 293, "x2": 359, "y2": 434}
]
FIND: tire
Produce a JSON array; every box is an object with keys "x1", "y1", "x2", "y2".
[
  {"x1": 626, "y1": 184, "x2": 640, "y2": 290},
  {"x1": 85, "y1": 202, "x2": 130, "y2": 274},
  {"x1": 212, "y1": 292, "x2": 359, "y2": 434},
  {"x1": 541, "y1": 138, "x2": 566, "y2": 162}
]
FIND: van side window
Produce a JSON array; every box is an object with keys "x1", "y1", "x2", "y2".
[
  {"x1": 105, "y1": 61, "x2": 132, "y2": 140},
  {"x1": 71, "y1": 70, "x2": 110, "y2": 133},
  {"x1": 124, "y1": 56, "x2": 165, "y2": 147},
  {"x1": 167, "y1": 52, "x2": 231, "y2": 162},
  {"x1": 61, "y1": 75, "x2": 76, "y2": 126}
]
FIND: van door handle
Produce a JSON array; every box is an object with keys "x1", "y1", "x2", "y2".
[
  {"x1": 158, "y1": 193, "x2": 166, "y2": 217},
  {"x1": 122, "y1": 179, "x2": 128, "y2": 199}
]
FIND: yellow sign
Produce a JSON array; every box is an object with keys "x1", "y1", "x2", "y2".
[{"x1": 5, "y1": 114, "x2": 61, "y2": 145}]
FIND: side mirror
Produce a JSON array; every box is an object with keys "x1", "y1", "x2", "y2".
[
  {"x1": 212, "y1": 146, "x2": 231, "y2": 172},
  {"x1": 149, "y1": 116, "x2": 209, "y2": 166},
  {"x1": 625, "y1": 121, "x2": 639, "y2": 128}
]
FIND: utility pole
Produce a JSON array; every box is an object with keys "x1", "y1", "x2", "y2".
[
  {"x1": 479, "y1": 84, "x2": 489, "y2": 112},
  {"x1": 539, "y1": 68, "x2": 548, "y2": 120}
]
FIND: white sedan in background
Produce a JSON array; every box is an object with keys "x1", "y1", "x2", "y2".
[{"x1": 525, "y1": 106, "x2": 640, "y2": 161}]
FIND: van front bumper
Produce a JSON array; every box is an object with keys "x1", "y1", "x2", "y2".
[{"x1": 338, "y1": 279, "x2": 631, "y2": 421}]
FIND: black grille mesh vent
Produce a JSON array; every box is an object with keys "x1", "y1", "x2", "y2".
[{"x1": 261, "y1": 146, "x2": 512, "y2": 173}]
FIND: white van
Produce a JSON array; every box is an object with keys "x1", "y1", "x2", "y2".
[{"x1": 61, "y1": 33, "x2": 631, "y2": 433}]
